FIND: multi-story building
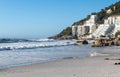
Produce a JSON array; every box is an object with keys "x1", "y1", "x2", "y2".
[
  {"x1": 72, "y1": 14, "x2": 98, "y2": 39},
  {"x1": 77, "y1": 26, "x2": 89, "y2": 37},
  {"x1": 72, "y1": 25, "x2": 77, "y2": 36},
  {"x1": 109, "y1": 15, "x2": 120, "y2": 35}
]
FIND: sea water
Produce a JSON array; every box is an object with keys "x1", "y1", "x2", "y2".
[{"x1": 0, "y1": 39, "x2": 105, "y2": 69}]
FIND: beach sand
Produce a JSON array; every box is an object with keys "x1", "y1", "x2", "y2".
[{"x1": 0, "y1": 48, "x2": 120, "y2": 77}]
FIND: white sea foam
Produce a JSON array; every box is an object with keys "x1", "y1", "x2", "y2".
[
  {"x1": 32, "y1": 38, "x2": 54, "y2": 42},
  {"x1": 0, "y1": 39, "x2": 75, "y2": 51},
  {"x1": 90, "y1": 52, "x2": 110, "y2": 57}
]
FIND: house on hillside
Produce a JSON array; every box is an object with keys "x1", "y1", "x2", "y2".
[
  {"x1": 109, "y1": 15, "x2": 120, "y2": 35},
  {"x1": 91, "y1": 15, "x2": 120, "y2": 38}
]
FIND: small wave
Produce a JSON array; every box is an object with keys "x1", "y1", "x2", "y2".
[
  {"x1": 0, "y1": 38, "x2": 55, "y2": 43},
  {"x1": 30, "y1": 38, "x2": 54, "y2": 42}
]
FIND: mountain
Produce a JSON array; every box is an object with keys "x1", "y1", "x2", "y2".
[{"x1": 49, "y1": 1, "x2": 120, "y2": 40}]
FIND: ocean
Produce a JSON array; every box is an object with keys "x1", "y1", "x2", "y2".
[{"x1": 0, "y1": 39, "x2": 105, "y2": 69}]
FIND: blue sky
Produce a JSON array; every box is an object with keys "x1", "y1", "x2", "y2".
[{"x1": 0, "y1": 0, "x2": 119, "y2": 38}]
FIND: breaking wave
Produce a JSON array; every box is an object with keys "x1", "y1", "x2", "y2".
[{"x1": 0, "y1": 39, "x2": 75, "y2": 51}]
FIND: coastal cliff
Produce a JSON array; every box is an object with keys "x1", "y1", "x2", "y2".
[{"x1": 50, "y1": 1, "x2": 120, "y2": 40}]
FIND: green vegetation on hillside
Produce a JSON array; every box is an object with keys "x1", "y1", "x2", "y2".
[
  {"x1": 110, "y1": 1, "x2": 120, "y2": 15},
  {"x1": 73, "y1": 1, "x2": 120, "y2": 25},
  {"x1": 49, "y1": 27, "x2": 73, "y2": 39},
  {"x1": 58, "y1": 27, "x2": 72, "y2": 36}
]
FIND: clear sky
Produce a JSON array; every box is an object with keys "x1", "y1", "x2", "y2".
[{"x1": 0, "y1": 0, "x2": 119, "y2": 38}]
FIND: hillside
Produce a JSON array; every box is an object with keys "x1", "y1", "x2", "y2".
[
  {"x1": 49, "y1": 1, "x2": 120, "y2": 39},
  {"x1": 49, "y1": 27, "x2": 74, "y2": 40}
]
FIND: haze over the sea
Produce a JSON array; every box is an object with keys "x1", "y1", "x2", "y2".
[{"x1": 0, "y1": 0, "x2": 118, "y2": 38}]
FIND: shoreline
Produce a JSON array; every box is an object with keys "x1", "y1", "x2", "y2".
[
  {"x1": 0, "y1": 46, "x2": 120, "y2": 77},
  {"x1": 0, "y1": 54, "x2": 90, "y2": 70}
]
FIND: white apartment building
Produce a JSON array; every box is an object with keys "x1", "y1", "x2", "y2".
[
  {"x1": 72, "y1": 14, "x2": 98, "y2": 38},
  {"x1": 77, "y1": 26, "x2": 89, "y2": 37}
]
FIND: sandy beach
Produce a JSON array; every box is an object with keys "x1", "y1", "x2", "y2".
[{"x1": 0, "y1": 47, "x2": 120, "y2": 77}]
